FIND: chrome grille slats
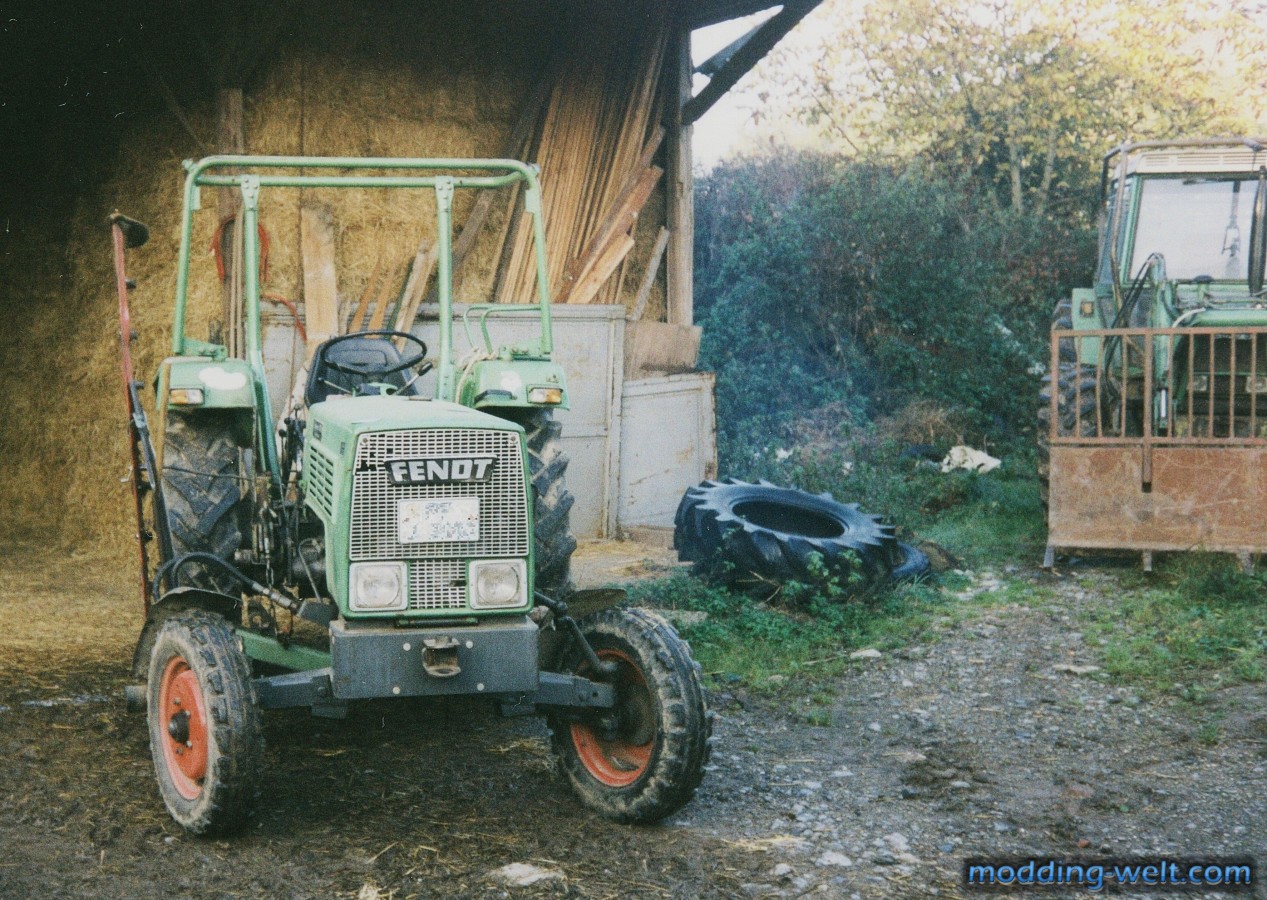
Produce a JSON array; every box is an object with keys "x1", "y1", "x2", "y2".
[{"x1": 350, "y1": 428, "x2": 528, "y2": 562}]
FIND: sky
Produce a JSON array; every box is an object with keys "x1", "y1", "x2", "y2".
[{"x1": 691, "y1": 10, "x2": 784, "y2": 171}]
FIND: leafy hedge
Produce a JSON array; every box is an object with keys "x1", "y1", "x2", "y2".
[{"x1": 695, "y1": 152, "x2": 1094, "y2": 469}]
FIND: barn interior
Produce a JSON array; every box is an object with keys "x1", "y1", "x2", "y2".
[{"x1": 0, "y1": 0, "x2": 817, "y2": 557}]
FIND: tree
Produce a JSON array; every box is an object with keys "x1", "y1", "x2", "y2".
[{"x1": 763, "y1": 0, "x2": 1267, "y2": 218}]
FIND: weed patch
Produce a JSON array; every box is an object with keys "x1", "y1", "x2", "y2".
[
  {"x1": 627, "y1": 573, "x2": 944, "y2": 688},
  {"x1": 1082, "y1": 555, "x2": 1267, "y2": 696}
]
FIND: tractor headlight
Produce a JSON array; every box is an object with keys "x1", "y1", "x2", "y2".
[
  {"x1": 469, "y1": 560, "x2": 527, "y2": 609},
  {"x1": 349, "y1": 562, "x2": 407, "y2": 611},
  {"x1": 528, "y1": 386, "x2": 564, "y2": 405},
  {"x1": 168, "y1": 388, "x2": 205, "y2": 406}
]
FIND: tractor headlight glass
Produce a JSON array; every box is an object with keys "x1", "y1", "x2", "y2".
[
  {"x1": 528, "y1": 387, "x2": 564, "y2": 405},
  {"x1": 349, "y1": 562, "x2": 407, "y2": 611},
  {"x1": 168, "y1": 388, "x2": 205, "y2": 405},
  {"x1": 469, "y1": 560, "x2": 526, "y2": 609}
]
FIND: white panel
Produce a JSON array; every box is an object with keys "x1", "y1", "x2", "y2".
[
  {"x1": 261, "y1": 309, "x2": 303, "y2": 420},
  {"x1": 619, "y1": 373, "x2": 717, "y2": 528}
]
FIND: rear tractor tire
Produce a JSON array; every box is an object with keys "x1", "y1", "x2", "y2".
[
  {"x1": 549, "y1": 608, "x2": 711, "y2": 824},
  {"x1": 146, "y1": 610, "x2": 263, "y2": 836},
  {"x1": 161, "y1": 412, "x2": 249, "y2": 594}
]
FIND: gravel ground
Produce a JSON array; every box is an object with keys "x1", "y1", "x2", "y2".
[
  {"x1": 689, "y1": 568, "x2": 1267, "y2": 898},
  {"x1": 1, "y1": 545, "x2": 1263, "y2": 898}
]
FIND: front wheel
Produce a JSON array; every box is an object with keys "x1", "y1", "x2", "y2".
[
  {"x1": 146, "y1": 610, "x2": 263, "y2": 835},
  {"x1": 549, "y1": 608, "x2": 711, "y2": 824}
]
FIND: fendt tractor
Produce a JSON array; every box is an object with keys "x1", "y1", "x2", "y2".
[
  {"x1": 110, "y1": 156, "x2": 709, "y2": 835},
  {"x1": 1042, "y1": 137, "x2": 1267, "y2": 568}
]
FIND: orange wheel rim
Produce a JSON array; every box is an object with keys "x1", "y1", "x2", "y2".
[
  {"x1": 158, "y1": 655, "x2": 208, "y2": 801},
  {"x1": 571, "y1": 649, "x2": 655, "y2": 787}
]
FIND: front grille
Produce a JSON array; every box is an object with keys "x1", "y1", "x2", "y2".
[
  {"x1": 408, "y1": 560, "x2": 467, "y2": 610},
  {"x1": 350, "y1": 428, "x2": 528, "y2": 562}
]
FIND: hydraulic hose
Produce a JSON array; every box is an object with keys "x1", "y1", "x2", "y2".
[{"x1": 153, "y1": 551, "x2": 299, "y2": 611}]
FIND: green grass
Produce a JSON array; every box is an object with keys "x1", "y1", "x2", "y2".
[
  {"x1": 920, "y1": 467, "x2": 1046, "y2": 568},
  {"x1": 625, "y1": 572, "x2": 946, "y2": 689},
  {"x1": 1082, "y1": 554, "x2": 1267, "y2": 697}
]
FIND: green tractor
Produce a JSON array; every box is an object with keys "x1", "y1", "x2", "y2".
[
  {"x1": 112, "y1": 156, "x2": 710, "y2": 834},
  {"x1": 1042, "y1": 138, "x2": 1267, "y2": 567}
]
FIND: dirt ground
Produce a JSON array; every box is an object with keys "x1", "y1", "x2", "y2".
[{"x1": 1, "y1": 543, "x2": 1264, "y2": 899}]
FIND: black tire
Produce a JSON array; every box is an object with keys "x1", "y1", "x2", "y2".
[
  {"x1": 162, "y1": 412, "x2": 249, "y2": 593},
  {"x1": 674, "y1": 478, "x2": 896, "y2": 583},
  {"x1": 1037, "y1": 299, "x2": 1111, "y2": 507},
  {"x1": 890, "y1": 541, "x2": 931, "y2": 581},
  {"x1": 146, "y1": 610, "x2": 263, "y2": 836},
  {"x1": 498, "y1": 409, "x2": 576, "y2": 599},
  {"x1": 549, "y1": 607, "x2": 711, "y2": 824}
]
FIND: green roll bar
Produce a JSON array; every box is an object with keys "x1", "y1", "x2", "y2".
[{"x1": 171, "y1": 155, "x2": 556, "y2": 485}]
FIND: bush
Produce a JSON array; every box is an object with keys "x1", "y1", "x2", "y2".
[{"x1": 695, "y1": 151, "x2": 1094, "y2": 472}]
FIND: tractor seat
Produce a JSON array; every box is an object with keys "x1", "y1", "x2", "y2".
[{"x1": 305, "y1": 336, "x2": 421, "y2": 406}]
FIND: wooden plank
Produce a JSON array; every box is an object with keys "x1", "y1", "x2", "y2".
[
  {"x1": 570, "y1": 233, "x2": 636, "y2": 306},
  {"x1": 559, "y1": 165, "x2": 663, "y2": 301},
  {"x1": 630, "y1": 227, "x2": 670, "y2": 322},
  {"x1": 300, "y1": 203, "x2": 339, "y2": 353},
  {"x1": 367, "y1": 261, "x2": 404, "y2": 331},
  {"x1": 393, "y1": 243, "x2": 439, "y2": 347},
  {"x1": 215, "y1": 86, "x2": 245, "y2": 356},
  {"x1": 348, "y1": 254, "x2": 382, "y2": 332},
  {"x1": 623, "y1": 321, "x2": 701, "y2": 377}
]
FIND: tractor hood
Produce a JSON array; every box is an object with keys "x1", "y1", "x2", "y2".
[{"x1": 307, "y1": 395, "x2": 523, "y2": 443}]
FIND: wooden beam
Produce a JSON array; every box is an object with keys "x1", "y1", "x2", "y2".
[
  {"x1": 682, "y1": 0, "x2": 820, "y2": 125},
  {"x1": 684, "y1": 0, "x2": 784, "y2": 29},
  {"x1": 665, "y1": 26, "x2": 693, "y2": 326},
  {"x1": 570, "y1": 234, "x2": 636, "y2": 306},
  {"x1": 215, "y1": 86, "x2": 245, "y2": 354}
]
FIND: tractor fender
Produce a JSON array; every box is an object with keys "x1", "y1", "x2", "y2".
[{"x1": 129, "y1": 587, "x2": 242, "y2": 684}]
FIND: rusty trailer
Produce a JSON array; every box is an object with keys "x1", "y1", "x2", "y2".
[{"x1": 1045, "y1": 324, "x2": 1267, "y2": 569}]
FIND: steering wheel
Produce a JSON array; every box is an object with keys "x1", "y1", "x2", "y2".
[{"x1": 318, "y1": 330, "x2": 432, "y2": 378}]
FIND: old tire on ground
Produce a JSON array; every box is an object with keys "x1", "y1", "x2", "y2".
[
  {"x1": 146, "y1": 610, "x2": 263, "y2": 836},
  {"x1": 162, "y1": 412, "x2": 248, "y2": 594},
  {"x1": 549, "y1": 607, "x2": 711, "y2": 824},
  {"x1": 890, "y1": 541, "x2": 931, "y2": 581},
  {"x1": 674, "y1": 478, "x2": 896, "y2": 583},
  {"x1": 498, "y1": 409, "x2": 576, "y2": 599}
]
